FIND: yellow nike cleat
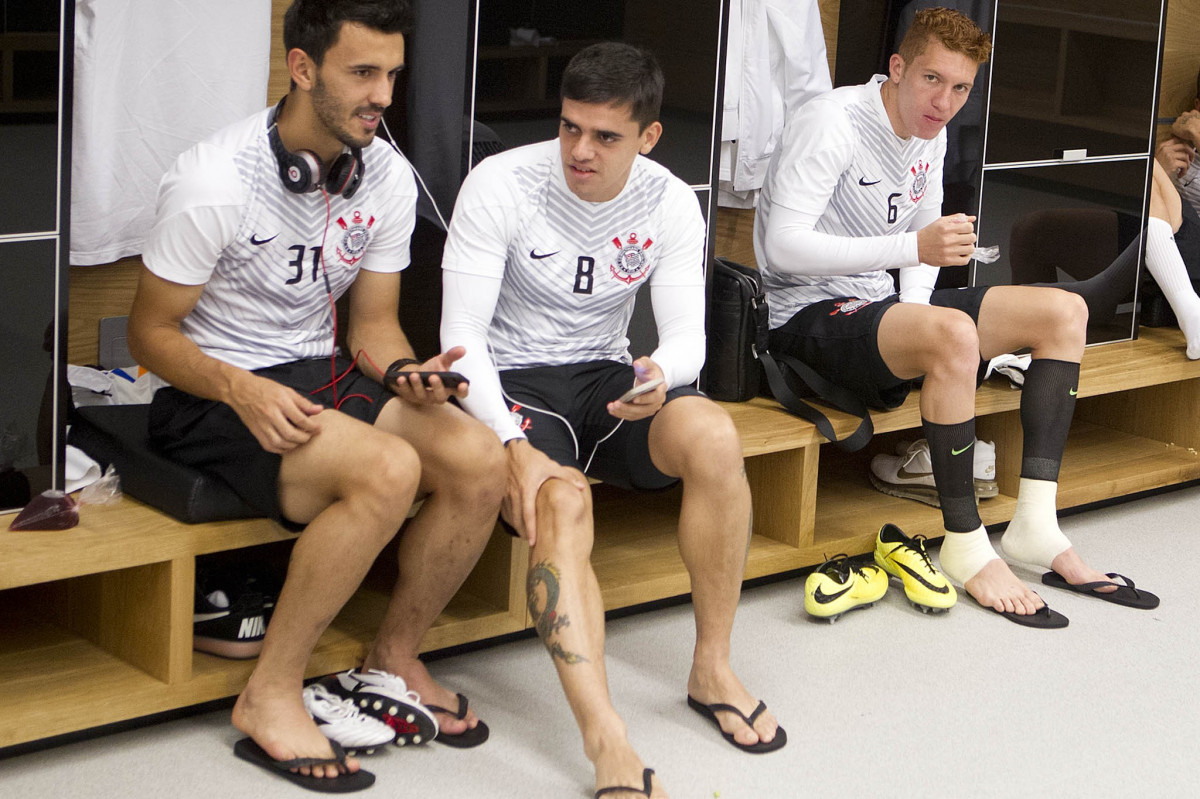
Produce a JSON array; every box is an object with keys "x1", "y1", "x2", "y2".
[
  {"x1": 873, "y1": 523, "x2": 957, "y2": 612},
  {"x1": 804, "y1": 554, "x2": 889, "y2": 622}
]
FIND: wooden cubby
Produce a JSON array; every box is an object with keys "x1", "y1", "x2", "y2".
[{"x1": 4, "y1": 330, "x2": 1200, "y2": 749}]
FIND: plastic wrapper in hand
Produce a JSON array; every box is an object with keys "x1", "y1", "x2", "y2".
[
  {"x1": 79, "y1": 464, "x2": 122, "y2": 505},
  {"x1": 972, "y1": 245, "x2": 1000, "y2": 264}
]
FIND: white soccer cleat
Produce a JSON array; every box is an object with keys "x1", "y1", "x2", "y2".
[{"x1": 303, "y1": 683, "x2": 397, "y2": 753}]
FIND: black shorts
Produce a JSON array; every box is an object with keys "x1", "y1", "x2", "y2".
[
  {"x1": 500, "y1": 360, "x2": 703, "y2": 491},
  {"x1": 767, "y1": 286, "x2": 991, "y2": 411},
  {"x1": 147, "y1": 357, "x2": 393, "y2": 521}
]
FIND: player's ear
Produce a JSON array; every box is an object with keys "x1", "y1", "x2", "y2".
[
  {"x1": 288, "y1": 48, "x2": 317, "y2": 92},
  {"x1": 639, "y1": 121, "x2": 663, "y2": 154},
  {"x1": 888, "y1": 53, "x2": 906, "y2": 83}
]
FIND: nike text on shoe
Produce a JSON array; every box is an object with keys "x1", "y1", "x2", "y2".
[
  {"x1": 320, "y1": 668, "x2": 439, "y2": 746},
  {"x1": 869, "y1": 438, "x2": 998, "y2": 506},
  {"x1": 303, "y1": 683, "x2": 397, "y2": 755},
  {"x1": 873, "y1": 523, "x2": 957, "y2": 612},
  {"x1": 804, "y1": 554, "x2": 889, "y2": 622},
  {"x1": 193, "y1": 585, "x2": 267, "y2": 660}
]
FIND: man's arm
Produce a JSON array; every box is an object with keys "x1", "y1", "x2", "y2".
[
  {"x1": 346, "y1": 268, "x2": 467, "y2": 404},
  {"x1": 127, "y1": 268, "x2": 323, "y2": 454}
]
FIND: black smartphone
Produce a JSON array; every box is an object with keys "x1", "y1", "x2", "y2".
[{"x1": 410, "y1": 371, "x2": 469, "y2": 389}]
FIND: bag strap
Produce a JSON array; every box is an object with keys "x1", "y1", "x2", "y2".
[{"x1": 760, "y1": 351, "x2": 874, "y2": 452}]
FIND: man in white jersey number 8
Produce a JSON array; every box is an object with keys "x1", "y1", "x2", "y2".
[{"x1": 442, "y1": 42, "x2": 785, "y2": 799}]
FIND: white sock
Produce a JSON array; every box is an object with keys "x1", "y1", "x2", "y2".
[
  {"x1": 938, "y1": 525, "x2": 999, "y2": 584},
  {"x1": 999, "y1": 478, "x2": 1072, "y2": 569},
  {"x1": 1145, "y1": 216, "x2": 1200, "y2": 359}
]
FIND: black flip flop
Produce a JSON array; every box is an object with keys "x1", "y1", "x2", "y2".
[
  {"x1": 233, "y1": 737, "x2": 375, "y2": 793},
  {"x1": 426, "y1": 693, "x2": 490, "y2": 748},
  {"x1": 970, "y1": 595, "x2": 1069, "y2": 628},
  {"x1": 686, "y1": 695, "x2": 787, "y2": 753},
  {"x1": 1042, "y1": 570, "x2": 1160, "y2": 609},
  {"x1": 595, "y1": 767, "x2": 655, "y2": 798}
]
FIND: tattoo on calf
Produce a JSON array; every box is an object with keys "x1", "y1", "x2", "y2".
[{"x1": 527, "y1": 560, "x2": 589, "y2": 665}]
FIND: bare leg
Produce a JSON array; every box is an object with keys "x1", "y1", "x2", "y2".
[
  {"x1": 232, "y1": 412, "x2": 421, "y2": 779},
  {"x1": 360, "y1": 400, "x2": 505, "y2": 734},
  {"x1": 528, "y1": 476, "x2": 666, "y2": 799},
  {"x1": 878, "y1": 301, "x2": 1046, "y2": 615},
  {"x1": 647, "y1": 397, "x2": 778, "y2": 748}
]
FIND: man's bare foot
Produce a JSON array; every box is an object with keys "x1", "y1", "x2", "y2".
[
  {"x1": 232, "y1": 681, "x2": 358, "y2": 779},
  {"x1": 964, "y1": 559, "x2": 1044, "y2": 615},
  {"x1": 591, "y1": 737, "x2": 668, "y2": 799},
  {"x1": 686, "y1": 663, "x2": 778, "y2": 748},
  {"x1": 364, "y1": 655, "x2": 481, "y2": 737},
  {"x1": 1049, "y1": 547, "x2": 1117, "y2": 593}
]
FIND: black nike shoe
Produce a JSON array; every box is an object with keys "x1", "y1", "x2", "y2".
[{"x1": 193, "y1": 568, "x2": 268, "y2": 659}]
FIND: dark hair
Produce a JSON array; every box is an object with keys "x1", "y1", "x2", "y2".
[
  {"x1": 560, "y1": 42, "x2": 664, "y2": 131},
  {"x1": 283, "y1": 0, "x2": 413, "y2": 66}
]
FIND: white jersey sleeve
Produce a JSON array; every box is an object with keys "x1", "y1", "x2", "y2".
[
  {"x1": 898, "y1": 204, "x2": 943, "y2": 304},
  {"x1": 144, "y1": 143, "x2": 245, "y2": 286},
  {"x1": 646, "y1": 183, "x2": 707, "y2": 388},
  {"x1": 759, "y1": 100, "x2": 919, "y2": 276},
  {"x1": 440, "y1": 156, "x2": 524, "y2": 441}
]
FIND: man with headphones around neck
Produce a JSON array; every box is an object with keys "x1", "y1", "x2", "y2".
[
  {"x1": 441, "y1": 42, "x2": 786, "y2": 799},
  {"x1": 128, "y1": 0, "x2": 503, "y2": 790}
]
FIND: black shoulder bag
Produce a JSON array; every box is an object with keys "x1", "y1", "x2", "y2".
[{"x1": 706, "y1": 256, "x2": 873, "y2": 452}]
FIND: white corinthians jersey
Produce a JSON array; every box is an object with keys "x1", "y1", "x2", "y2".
[
  {"x1": 144, "y1": 107, "x2": 418, "y2": 370},
  {"x1": 755, "y1": 75, "x2": 945, "y2": 327},
  {"x1": 442, "y1": 140, "x2": 705, "y2": 370}
]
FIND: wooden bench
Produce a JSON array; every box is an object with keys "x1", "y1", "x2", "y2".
[{"x1": 4, "y1": 326, "x2": 1200, "y2": 749}]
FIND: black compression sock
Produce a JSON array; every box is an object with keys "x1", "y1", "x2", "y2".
[
  {"x1": 1019, "y1": 358, "x2": 1080, "y2": 481},
  {"x1": 923, "y1": 418, "x2": 981, "y2": 533}
]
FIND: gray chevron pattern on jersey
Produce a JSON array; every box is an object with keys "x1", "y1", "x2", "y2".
[
  {"x1": 181, "y1": 133, "x2": 402, "y2": 366},
  {"x1": 488, "y1": 159, "x2": 673, "y2": 370},
  {"x1": 825, "y1": 98, "x2": 924, "y2": 238},
  {"x1": 761, "y1": 83, "x2": 941, "y2": 325}
]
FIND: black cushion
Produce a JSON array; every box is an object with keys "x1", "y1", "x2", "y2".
[{"x1": 69, "y1": 404, "x2": 260, "y2": 524}]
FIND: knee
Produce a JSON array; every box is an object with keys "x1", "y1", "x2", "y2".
[
  {"x1": 533, "y1": 476, "x2": 593, "y2": 560},
  {"x1": 673, "y1": 404, "x2": 744, "y2": 483},
  {"x1": 1053, "y1": 291, "x2": 1089, "y2": 343},
  {"x1": 455, "y1": 424, "x2": 508, "y2": 508},
  {"x1": 355, "y1": 440, "x2": 422, "y2": 529},
  {"x1": 925, "y1": 311, "x2": 980, "y2": 378}
]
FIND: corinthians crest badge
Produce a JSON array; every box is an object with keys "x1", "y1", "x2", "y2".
[
  {"x1": 609, "y1": 231, "x2": 654, "y2": 285},
  {"x1": 335, "y1": 211, "x2": 375, "y2": 266},
  {"x1": 908, "y1": 159, "x2": 930, "y2": 203}
]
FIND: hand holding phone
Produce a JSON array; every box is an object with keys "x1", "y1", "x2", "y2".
[
  {"x1": 618, "y1": 377, "x2": 664, "y2": 403},
  {"x1": 411, "y1": 371, "x2": 469, "y2": 390}
]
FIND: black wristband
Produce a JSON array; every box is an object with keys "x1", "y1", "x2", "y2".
[{"x1": 383, "y1": 358, "x2": 420, "y2": 390}]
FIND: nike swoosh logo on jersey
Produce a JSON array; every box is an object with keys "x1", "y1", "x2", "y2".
[
  {"x1": 530, "y1": 249, "x2": 560, "y2": 259},
  {"x1": 250, "y1": 233, "x2": 279, "y2": 245},
  {"x1": 812, "y1": 584, "x2": 852, "y2": 604},
  {"x1": 858, "y1": 177, "x2": 882, "y2": 186}
]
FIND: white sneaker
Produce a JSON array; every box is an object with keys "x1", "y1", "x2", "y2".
[
  {"x1": 303, "y1": 683, "x2": 397, "y2": 753},
  {"x1": 869, "y1": 438, "x2": 998, "y2": 507},
  {"x1": 321, "y1": 669, "x2": 439, "y2": 746}
]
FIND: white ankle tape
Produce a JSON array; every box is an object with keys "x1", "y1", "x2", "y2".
[
  {"x1": 999, "y1": 478, "x2": 1072, "y2": 569},
  {"x1": 938, "y1": 526, "x2": 999, "y2": 584}
]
